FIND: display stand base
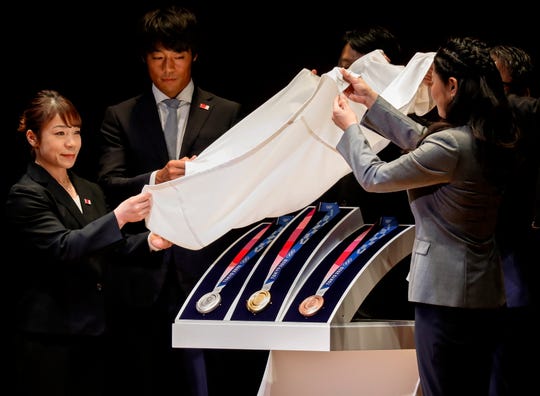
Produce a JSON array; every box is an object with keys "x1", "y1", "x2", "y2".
[{"x1": 258, "y1": 349, "x2": 421, "y2": 396}]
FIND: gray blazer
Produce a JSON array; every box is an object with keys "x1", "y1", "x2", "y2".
[{"x1": 337, "y1": 96, "x2": 505, "y2": 309}]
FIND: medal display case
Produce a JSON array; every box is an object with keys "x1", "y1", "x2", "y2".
[{"x1": 173, "y1": 203, "x2": 420, "y2": 395}]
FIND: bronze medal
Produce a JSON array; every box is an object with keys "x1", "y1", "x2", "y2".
[
  {"x1": 299, "y1": 294, "x2": 324, "y2": 317},
  {"x1": 246, "y1": 289, "x2": 271, "y2": 313},
  {"x1": 196, "y1": 291, "x2": 222, "y2": 314}
]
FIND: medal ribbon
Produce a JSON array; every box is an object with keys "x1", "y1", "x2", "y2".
[
  {"x1": 317, "y1": 216, "x2": 399, "y2": 296},
  {"x1": 214, "y1": 215, "x2": 293, "y2": 293},
  {"x1": 262, "y1": 202, "x2": 340, "y2": 290}
]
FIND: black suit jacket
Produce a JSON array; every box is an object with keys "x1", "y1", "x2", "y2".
[
  {"x1": 5, "y1": 162, "x2": 151, "y2": 336},
  {"x1": 499, "y1": 95, "x2": 540, "y2": 244},
  {"x1": 98, "y1": 87, "x2": 241, "y2": 202},
  {"x1": 495, "y1": 95, "x2": 540, "y2": 308},
  {"x1": 97, "y1": 85, "x2": 242, "y2": 306}
]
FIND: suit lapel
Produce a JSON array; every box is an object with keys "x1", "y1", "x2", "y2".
[
  {"x1": 28, "y1": 164, "x2": 87, "y2": 226},
  {"x1": 136, "y1": 88, "x2": 215, "y2": 160},
  {"x1": 135, "y1": 93, "x2": 170, "y2": 164},
  {"x1": 72, "y1": 176, "x2": 105, "y2": 223},
  {"x1": 180, "y1": 87, "x2": 213, "y2": 158}
]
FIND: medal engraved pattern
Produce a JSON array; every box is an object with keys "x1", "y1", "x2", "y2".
[
  {"x1": 196, "y1": 291, "x2": 222, "y2": 314},
  {"x1": 299, "y1": 294, "x2": 324, "y2": 317},
  {"x1": 246, "y1": 290, "x2": 271, "y2": 313}
]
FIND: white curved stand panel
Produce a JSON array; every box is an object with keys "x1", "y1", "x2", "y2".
[{"x1": 173, "y1": 205, "x2": 420, "y2": 395}]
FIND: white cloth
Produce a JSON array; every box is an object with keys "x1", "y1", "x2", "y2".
[{"x1": 143, "y1": 51, "x2": 435, "y2": 250}]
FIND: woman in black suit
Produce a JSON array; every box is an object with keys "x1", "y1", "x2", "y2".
[{"x1": 5, "y1": 89, "x2": 171, "y2": 396}]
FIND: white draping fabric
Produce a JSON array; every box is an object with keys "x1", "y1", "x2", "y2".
[{"x1": 143, "y1": 51, "x2": 435, "y2": 249}]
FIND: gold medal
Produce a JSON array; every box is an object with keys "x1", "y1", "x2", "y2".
[
  {"x1": 299, "y1": 294, "x2": 324, "y2": 317},
  {"x1": 246, "y1": 289, "x2": 271, "y2": 313},
  {"x1": 196, "y1": 291, "x2": 222, "y2": 314}
]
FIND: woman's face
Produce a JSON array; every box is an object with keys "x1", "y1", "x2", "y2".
[
  {"x1": 30, "y1": 113, "x2": 80, "y2": 172},
  {"x1": 430, "y1": 69, "x2": 455, "y2": 119}
]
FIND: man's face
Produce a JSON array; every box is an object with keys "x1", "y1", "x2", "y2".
[{"x1": 145, "y1": 45, "x2": 195, "y2": 97}]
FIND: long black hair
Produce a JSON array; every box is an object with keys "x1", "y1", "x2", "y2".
[{"x1": 424, "y1": 37, "x2": 520, "y2": 185}]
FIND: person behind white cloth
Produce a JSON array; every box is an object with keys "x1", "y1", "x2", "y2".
[{"x1": 143, "y1": 50, "x2": 435, "y2": 250}]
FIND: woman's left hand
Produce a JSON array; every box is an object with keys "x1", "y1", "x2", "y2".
[{"x1": 332, "y1": 93, "x2": 358, "y2": 131}]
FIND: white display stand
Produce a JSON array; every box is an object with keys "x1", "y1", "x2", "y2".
[
  {"x1": 260, "y1": 349, "x2": 420, "y2": 396},
  {"x1": 173, "y1": 205, "x2": 420, "y2": 395}
]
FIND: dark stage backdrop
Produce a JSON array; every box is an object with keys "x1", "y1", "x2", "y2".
[
  {"x1": 2, "y1": 2, "x2": 538, "y2": 395},
  {"x1": 4, "y1": 2, "x2": 539, "y2": 191}
]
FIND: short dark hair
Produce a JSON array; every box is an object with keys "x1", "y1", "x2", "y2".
[
  {"x1": 490, "y1": 45, "x2": 534, "y2": 96},
  {"x1": 343, "y1": 26, "x2": 402, "y2": 64},
  {"x1": 138, "y1": 5, "x2": 199, "y2": 58}
]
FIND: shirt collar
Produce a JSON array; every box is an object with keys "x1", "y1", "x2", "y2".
[{"x1": 153, "y1": 80, "x2": 194, "y2": 104}]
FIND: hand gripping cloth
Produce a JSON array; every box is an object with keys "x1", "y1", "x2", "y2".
[{"x1": 143, "y1": 51, "x2": 435, "y2": 249}]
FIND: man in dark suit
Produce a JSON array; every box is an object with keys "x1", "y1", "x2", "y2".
[
  {"x1": 96, "y1": 6, "x2": 246, "y2": 396},
  {"x1": 490, "y1": 44, "x2": 540, "y2": 396}
]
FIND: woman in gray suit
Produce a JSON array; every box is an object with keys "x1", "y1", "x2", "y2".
[
  {"x1": 5, "y1": 90, "x2": 171, "y2": 396},
  {"x1": 331, "y1": 37, "x2": 519, "y2": 395}
]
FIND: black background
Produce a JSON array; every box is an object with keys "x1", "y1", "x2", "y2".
[
  {"x1": 4, "y1": 2, "x2": 539, "y2": 193},
  {"x1": 2, "y1": 2, "x2": 539, "y2": 393}
]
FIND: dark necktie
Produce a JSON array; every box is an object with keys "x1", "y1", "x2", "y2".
[{"x1": 163, "y1": 98, "x2": 181, "y2": 160}]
